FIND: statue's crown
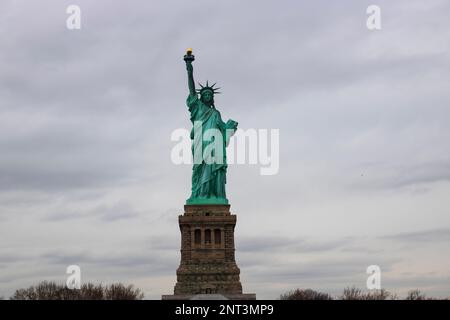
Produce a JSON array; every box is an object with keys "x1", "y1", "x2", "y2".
[{"x1": 197, "y1": 80, "x2": 221, "y2": 95}]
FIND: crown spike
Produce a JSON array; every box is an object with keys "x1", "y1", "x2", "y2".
[{"x1": 197, "y1": 80, "x2": 222, "y2": 95}]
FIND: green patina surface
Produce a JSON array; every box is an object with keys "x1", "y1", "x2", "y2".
[{"x1": 183, "y1": 50, "x2": 237, "y2": 205}]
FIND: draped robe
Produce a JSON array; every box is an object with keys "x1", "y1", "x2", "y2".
[{"x1": 186, "y1": 94, "x2": 236, "y2": 204}]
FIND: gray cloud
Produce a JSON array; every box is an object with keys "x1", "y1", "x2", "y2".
[
  {"x1": 381, "y1": 228, "x2": 450, "y2": 243},
  {"x1": 236, "y1": 235, "x2": 355, "y2": 253},
  {"x1": 43, "y1": 201, "x2": 140, "y2": 222},
  {"x1": 41, "y1": 250, "x2": 164, "y2": 269}
]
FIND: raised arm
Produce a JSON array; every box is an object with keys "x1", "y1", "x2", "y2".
[{"x1": 184, "y1": 49, "x2": 196, "y2": 97}]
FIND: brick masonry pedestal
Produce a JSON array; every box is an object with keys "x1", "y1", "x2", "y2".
[{"x1": 162, "y1": 204, "x2": 256, "y2": 300}]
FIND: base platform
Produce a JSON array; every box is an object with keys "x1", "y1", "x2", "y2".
[{"x1": 162, "y1": 204, "x2": 255, "y2": 300}]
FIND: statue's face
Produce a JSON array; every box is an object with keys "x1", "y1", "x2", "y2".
[{"x1": 201, "y1": 90, "x2": 213, "y2": 104}]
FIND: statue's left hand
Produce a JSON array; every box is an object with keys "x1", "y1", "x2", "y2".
[{"x1": 226, "y1": 119, "x2": 238, "y2": 130}]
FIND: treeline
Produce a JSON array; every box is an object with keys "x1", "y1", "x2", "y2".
[
  {"x1": 8, "y1": 281, "x2": 144, "y2": 300},
  {"x1": 279, "y1": 287, "x2": 447, "y2": 300},
  {"x1": 3, "y1": 281, "x2": 448, "y2": 300}
]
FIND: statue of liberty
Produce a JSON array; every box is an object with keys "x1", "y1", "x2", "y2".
[{"x1": 183, "y1": 49, "x2": 238, "y2": 205}]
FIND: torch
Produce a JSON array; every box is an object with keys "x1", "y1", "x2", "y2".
[{"x1": 184, "y1": 48, "x2": 195, "y2": 62}]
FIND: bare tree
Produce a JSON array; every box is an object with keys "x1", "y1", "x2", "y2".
[
  {"x1": 341, "y1": 287, "x2": 392, "y2": 300},
  {"x1": 280, "y1": 288, "x2": 333, "y2": 300},
  {"x1": 10, "y1": 281, "x2": 144, "y2": 300},
  {"x1": 406, "y1": 289, "x2": 427, "y2": 300}
]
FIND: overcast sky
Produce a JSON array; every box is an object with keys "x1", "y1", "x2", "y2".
[{"x1": 1, "y1": 0, "x2": 450, "y2": 299}]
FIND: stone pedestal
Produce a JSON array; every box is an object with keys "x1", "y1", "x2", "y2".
[{"x1": 162, "y1": 204, "x2": 255, "y2": 300}]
